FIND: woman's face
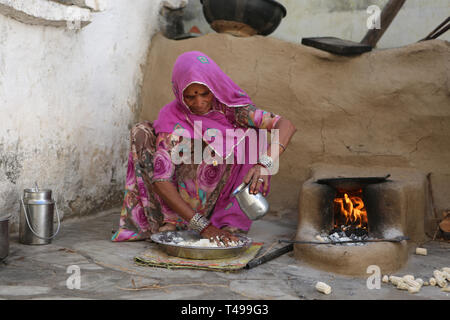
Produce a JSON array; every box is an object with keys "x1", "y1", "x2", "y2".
[{"x1": 183, "y1": 83, "x2": 214, "y2": 115}]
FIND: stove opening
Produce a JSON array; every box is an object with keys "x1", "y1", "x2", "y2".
[{"x1": 330, "y1": 189, "x2": 369, "y2": 238}]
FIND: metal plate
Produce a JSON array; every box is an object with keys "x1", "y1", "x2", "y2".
[{"x1": 150, "y1": 230, "x2": 253, "y2": 260}]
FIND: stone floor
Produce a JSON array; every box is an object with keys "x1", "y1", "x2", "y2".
[{"x1": 0, "y1": 208, "x2": 449, "y2": 300}]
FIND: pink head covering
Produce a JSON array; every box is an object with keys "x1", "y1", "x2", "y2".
[
  {"x1": 153, "y1": 51, "x2": 254, "y2": 138},
  {"x1": 171, "y1": 51, "x2": 253, "y2": 108}
]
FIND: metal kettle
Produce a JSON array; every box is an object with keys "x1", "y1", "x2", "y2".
[{"x1": 232, "y1": 182, "x2": 269, "y2": 220}]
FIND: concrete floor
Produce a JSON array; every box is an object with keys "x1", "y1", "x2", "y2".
[{"x1": 0, "y1": 208, "x2": 449, "y2": 300}]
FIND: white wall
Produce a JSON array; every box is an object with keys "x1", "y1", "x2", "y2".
[
  {"x1": 273, "y1": 0, "x2": 450, "y2": 48},
  {"x1": 184, "y1": 0, "x2": 450, "y2": 48},
  {"x1": 0, "y1": 0, "x2": 163, "y2": 230}
]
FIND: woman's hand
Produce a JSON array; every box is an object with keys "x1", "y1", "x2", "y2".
[
  {"x1": 200, "y1": 224, "x2": 239, "y2": 246},
  {"x1": 243, "y1": 164, "x2": 269, "y2": 196}
]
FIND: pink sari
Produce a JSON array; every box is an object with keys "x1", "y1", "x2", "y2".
[{"x1": 112, "y1": 51, "x2": 280, "y2": 242}]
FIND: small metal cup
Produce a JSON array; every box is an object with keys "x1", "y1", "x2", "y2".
[{"x1": 232, "y1": 182, "x2": 269, "y2": 220}]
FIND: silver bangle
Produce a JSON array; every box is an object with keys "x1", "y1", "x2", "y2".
[
  {"x1": 272, "y1": 142, "x2": 286, "y2": 151},
  {"x1": 189, "y1": 213, "x2": 210, "y2": 233},
  {"x1": 257, "y1": 154, "x2": 274, "y2": 170}
]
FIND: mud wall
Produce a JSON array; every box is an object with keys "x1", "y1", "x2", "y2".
[{"x1": 141, "y1": 33, "x2": 450, "y2": 228}]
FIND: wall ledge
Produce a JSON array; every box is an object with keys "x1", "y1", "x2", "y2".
[{"x1": 0, "y1": 0, "x2": 105, "y2": 28}]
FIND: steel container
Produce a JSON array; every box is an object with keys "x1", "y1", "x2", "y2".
[
  {"x1": 19, "y1": 188, "x2": 60, "y2": 245},
  {"x1": 232, "y1": 182, "x2": 269, "y2": 220}
]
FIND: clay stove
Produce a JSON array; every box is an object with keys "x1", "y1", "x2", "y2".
[{"x1": 295, "y1": 165, "x2": 427, "y2": 276}]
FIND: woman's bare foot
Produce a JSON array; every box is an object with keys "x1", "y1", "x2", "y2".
[{"x1": 158, "y1": 223, "x2": 177, "y2": 232}]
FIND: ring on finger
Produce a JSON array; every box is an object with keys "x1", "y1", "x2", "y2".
[{"x1": 257, "y1": 178, "x2": 264, "y2": 182}]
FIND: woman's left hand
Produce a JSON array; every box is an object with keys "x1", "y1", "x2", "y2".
[{"x1": 243, "y1": 164, "x2": 269, "y2": 196}]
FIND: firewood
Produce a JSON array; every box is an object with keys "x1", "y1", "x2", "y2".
[
  {"x1": 404, "y1": 278, "x2": 421, "y2": 290},
  {"x1": 416, "y1": 278, "x2": 424, "y2": 287},
  {"x1": 396, "y1": 281, "x2": 409, "y2": 290},
  {"x1": 389, "y1": 276, "x2": 404, "y2": 286},
  {"x1": 408, "y1": 286, "x2": 420, "y2": 294},
  {"x1": 429, "y1": 277, "x2": 436, "y2": 286},
  {"x1": 415, "y1": 248, "x2": 427, "y2": 256},
  {"x1": 433, "y1": 270, "x2": 448, "y2": 288},
  {"x1": 441, "y1": 270, "x2": 450, "y2": 282},
  {"x1": 403, "y1": 275, "x2": 415, "y2": 282},
  {"x1": 315, "y1": 282, "x2": 332, "y2": 294}
]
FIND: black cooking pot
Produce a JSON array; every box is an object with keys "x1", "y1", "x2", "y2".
[{"x1": 200, "y1": 0, "x2": 287, "y2": 36}]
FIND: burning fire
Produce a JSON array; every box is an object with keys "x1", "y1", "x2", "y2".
[{"x1": 333, "y1": 190, "x2": 368, "y2": 229}]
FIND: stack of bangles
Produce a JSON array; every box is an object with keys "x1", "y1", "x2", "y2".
[
  {"x1": 256, "y1": 143, "x2": 285, "y2": 171},
  {"x1": 257, "y1": 154, "x2": 274, "y2": 171},
  {"x1": 189, "y1": 213, "x2": 210, "y2": 233}
]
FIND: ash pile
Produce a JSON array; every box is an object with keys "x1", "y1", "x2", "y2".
[{"x1": 319, "y1": 225, "x2": 371, "y2": 246}]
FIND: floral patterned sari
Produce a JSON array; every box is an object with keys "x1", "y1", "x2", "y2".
[{"x1": 111, "y1": 103, "x2": 280, "y2": 242}]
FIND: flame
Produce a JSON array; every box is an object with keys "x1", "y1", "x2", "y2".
[{"x1": 333, "y1": 190, "x2": 368, "y2": 229}]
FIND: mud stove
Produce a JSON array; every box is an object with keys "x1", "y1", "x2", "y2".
[{"x1": 295, "y1": 165, "x2": 427, "y2": 276}]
